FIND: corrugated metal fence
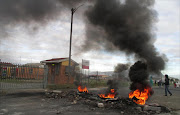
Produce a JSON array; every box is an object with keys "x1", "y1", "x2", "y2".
[{"x1": 0, "y1": 62, "x2": 48, "y2": 90}]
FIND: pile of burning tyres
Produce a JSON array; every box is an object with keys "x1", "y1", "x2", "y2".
[
  {"x1": 45, "y1": 84, "x2": 170, "y2": 115},
  {"x1": 75, "y1": 85, "x2": 170, "y2": 115}
]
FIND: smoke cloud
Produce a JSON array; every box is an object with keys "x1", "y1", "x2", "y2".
[
  {"x1": 129, "y1": 61, "x2": 153, "y2": 94},
  {"x1": 83, "y1": 0, "x2": 167, "y2": 74},
  {"x1": 114, "y1": 63, "x2": 129, "y2": 73},
  {"x1": 0, "y1": 0, "x2": 84, "y2": 37}
]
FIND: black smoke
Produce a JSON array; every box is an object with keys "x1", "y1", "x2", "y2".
[
  {"x1": 129, "y1": 61, "x2": 153, "y2": 94},
  {"x1": 0, "y1": 0, "x2": 84, "y2": 37},
  {"x1": 114, "y1": 63, "x2": 129, "y2": 73},
  {"x1": 84, "y1": 0, "x2": 166, "y2": 74}
]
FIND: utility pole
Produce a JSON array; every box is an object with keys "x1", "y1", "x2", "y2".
[
  {"x1": 68, "y1": 4, "x2": 84, "y2": 83},
  {"x1": 68, "y1": 8, "x2": 74, "y2": 84}
]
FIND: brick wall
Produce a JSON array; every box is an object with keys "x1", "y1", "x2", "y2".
[{"x1": 47, "y1": 63, "x2": 74, "y2": 85}]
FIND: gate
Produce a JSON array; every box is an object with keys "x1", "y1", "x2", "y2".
[{"x1": 0, "y1": 62, "x2": 48, "y2": 90}]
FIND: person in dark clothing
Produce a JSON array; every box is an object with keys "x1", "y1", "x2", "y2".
[{"x1": 164, "y1": 74, "x2": 172, "y2": 96}]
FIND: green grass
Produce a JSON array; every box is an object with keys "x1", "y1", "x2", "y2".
[{"x1": 86, "y1": 79, "x2": 108, "y2": 88}]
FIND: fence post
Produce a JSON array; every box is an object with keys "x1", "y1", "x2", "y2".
[{"x1": 43, "y1": 65, "x2": 48, "y2": 89}]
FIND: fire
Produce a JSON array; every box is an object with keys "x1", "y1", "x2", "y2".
[
  {"x1": 78, "y1": 85, "x2": 88, "y2": 93},
  {"x1": 129, "y1": 88, "x2": 151, "y2": 105},
  {"x1": 98, "y1": 89, "x2": 115, "y2": 98}
]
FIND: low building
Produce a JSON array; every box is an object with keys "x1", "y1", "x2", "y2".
[{"x1": 41, "y1": 58, "x2": 79, "y2": 85}]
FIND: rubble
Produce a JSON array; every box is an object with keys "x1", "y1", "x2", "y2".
[
  {"x1": 143, "y1": 105, "x2": 161, "y2": 112},
  {"x1": 45, "y1": 90, "x2": 171, "y2": 115},
  {"x1": 97, "y1": 103, "x2": 104, "y2": 108}
]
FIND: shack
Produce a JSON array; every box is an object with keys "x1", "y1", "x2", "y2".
[{"x1": 41, "y1": 58, "x2": 78, "y2": 85}]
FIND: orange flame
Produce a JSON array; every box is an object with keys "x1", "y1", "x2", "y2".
[
  {"x1": 78, "y1": 85, "x2": 88, "y2": 93},
  {"x1": 129, "y1": 88, "x2": 151, "y2": 105},
  {"x1": 98, "y1": 89, "x2": 115, "y2": 98}
]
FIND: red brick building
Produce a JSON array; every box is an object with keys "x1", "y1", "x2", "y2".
[{"x1": 41, "y1": 58, "x2": 78, "y2": 85}]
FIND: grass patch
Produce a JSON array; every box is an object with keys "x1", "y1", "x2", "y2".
[{"x1": 87, "y1": 79, "x2": 108, "y2": 88}]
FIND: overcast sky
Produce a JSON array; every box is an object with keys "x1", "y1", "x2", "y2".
[{"x1": 0, "y1": 0, "x2": 179, "y2": 78}]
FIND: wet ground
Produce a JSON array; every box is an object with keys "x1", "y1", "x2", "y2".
[{"x1": 0, "y1": 86, "x2": 180, "y2": 115}]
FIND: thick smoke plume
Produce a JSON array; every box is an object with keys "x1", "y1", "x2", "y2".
[
  {"x1": 0, "y1": 0, "x2": 84, "y2": 37},
  {"x1": 129, "y1": 61, "x2": 153, "y2": 94},
  {"x1": 84, "y1": 0, "x2": 166, "y2": 74}
]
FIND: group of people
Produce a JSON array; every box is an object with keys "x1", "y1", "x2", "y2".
[{"x1": 154, "y1": 79, "x2": 163, "y2": 87}]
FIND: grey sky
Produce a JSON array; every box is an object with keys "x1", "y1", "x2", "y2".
[{"x1": 0, "y1": 0, "x2": 179, "y2": 78}]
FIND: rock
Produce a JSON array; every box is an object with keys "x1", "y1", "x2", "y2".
[
  {"x1": 53, "y1": 90, "x2": 62, "y2": 94},
  {"x1": 143, "y1": 105, "x2": 161, "y2": 112},
  {"x1": 136, "y1": 107, "x2": 142, "y2": 111},
  {"x1": 97, "y1": 103, "x2": 104, "y2": 108},
  {"x1": 56, "y1": 110, "x2": 62, "y2": 114},
  {"x1": 71, "y1": 100, "x2": 77, "y2": 104},
  {"x1": 0, "y1": 109, "x2": 8, "y2": 113},
  {"x1": 121, "y1": 111, "x2": 124, "y2": 114},
  {"x1": 91, "y1": 108, "x2": 95, "y2": 111},
  {"x1": 148, "y1": 103, "x2": 159, "y2": 106}
]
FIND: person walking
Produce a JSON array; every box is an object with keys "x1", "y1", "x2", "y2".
[{"x1": 164, "y1": 74, "x2": 172, "y2": 96}]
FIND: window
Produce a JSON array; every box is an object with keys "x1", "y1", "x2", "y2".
[{"x1": 55, "y1": 64, "x2": 60, "y2": 75}]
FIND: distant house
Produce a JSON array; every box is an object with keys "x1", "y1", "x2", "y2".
[{"x1": 40, "y1": 58, "x2": 79, "y2": 85}]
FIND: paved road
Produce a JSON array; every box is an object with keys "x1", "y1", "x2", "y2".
[
  {"x1": 0, "y1": 90, "x2": 120, "y2": 115},
  {"x1": 0, "y1": 86, "x2": 180, "y2": 115}
]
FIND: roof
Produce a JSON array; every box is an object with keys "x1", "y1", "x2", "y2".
[{"x1": 40, "y1": 57, "x2": 79, "y2": 65}]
